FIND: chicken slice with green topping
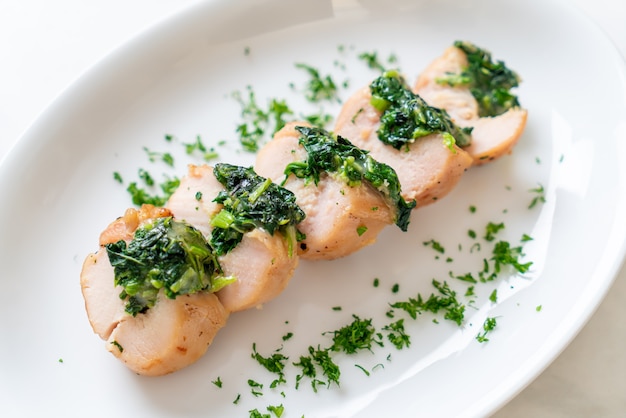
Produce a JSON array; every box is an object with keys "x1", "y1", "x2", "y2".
[
  {"x1": 166, "y1": 164, "x2": 301, "y2": 312},
  {"x1": 255, "y1": 122, "x2": 413, "y2": 260},
  {"x1": 335, "y1": 84, "x2": 473, "y2": 207},
  {"x1": 414, "y1": 41, "x2": 528, "y2": 165},
  {"x1": 80, "y1": 205, "x2": 229, "y2": 376}
]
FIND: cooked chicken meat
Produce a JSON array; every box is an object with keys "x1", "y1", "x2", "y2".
[
  {"x1": 414, "y1": 45, "x2": 527, "y2": 165},
  {"x1": 335, "y1": 87, "x2": 473, "y2": 207},
  {"x1": 80, "y1": 205, "x2": 229, "y2": 376},
  {"x1": 166, "y1": 164, "x2": 299, "y2": 311},
  {"x1": 255, "y1": 122, "x2": 396, "y2": 260}
]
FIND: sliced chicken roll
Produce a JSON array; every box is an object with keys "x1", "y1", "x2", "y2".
[
  {"x1": 255, "y1": 122, "x2": 415, "y2": 260},
  {"x1": 335, "y1": 77, "x2": 473, "y2": 208},
  {"x1": 80, "y1": 205, "x2": 229, "y2": 376},
  {"x1": 166, "y1": 164, "x2": 303, "y2": 312},
  {"x1": 414, "y1": 41, "x2": 528, "y2": 165}
]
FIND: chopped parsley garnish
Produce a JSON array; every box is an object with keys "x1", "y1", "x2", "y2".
[
  {"x1": 233, "y1": 87, "x2": 269, "y2": 152},
  {"x1": 251, "y1": 343, "x2": 288, "y2": 388},
  {"x1": 351, "y1": 107, "x2": 364, "y2": 124},
  {"x1": 266, "y1": 404, "x2": 285, "y2": 418},
  {"x1": 105, "y1": 217, "x2": 234, "y2": 316},
  {"x1": 369, "y1": 70, "x2": 472, "y2": 150},
  {"x1": 183, "y1": 135, "x2": 206, "y2": 155},
  {"x1": 283, "y1": 125, "x2": 416, "y2": 231},
  {"x1": 125, "y1": 175, "x2": 180, "y2": 207},
  {"x1": 327, "y1": 315, "x2": 379, "y2": 354},
  {"x1": 390, "y1": 280, "x2": 465, "y2": 326},
  {"x1": 295, "y1": 63, "x2": 340, "y2": 103},
  {"x1": 248, "y1": 379, "x2": 264, "y2": 397},
  {"x1": 212, "y1": 376, "x2": 223, "y2": 388},
  {"x1": 269, "y1": 99, "x2": 294, "y2": 133},
  {"x1": 358, "y1": 51, "x2": 387, "y2": 73},
  {"x1": 437, "y1": 41, "x2": 521, "y2": 117},
  {"x1": 138, "y1": 168, "x2": 155, "y2": 186},
  {"x1": 308, "y1": 346, "x2": 341, "y2": 388},
  {"x1": 249, "y1": 409, "x2": 269, "y2": 418},
  {"x1": 452, "y1": 231, "x2": 533, "y2": 283},
  {"x1": 423, "y1": 239, "x2": 445, "y2": 254},
  {"x1": 248, "y1": 405, "x2": 285, "y2": 418},
  {"x1": 358, "y1": 50, "x2": 399, "y2": 73},
  {"x1": 355, "y1": 364, "x2": 370, "y2": 376},
  {"x1": 210, "y1": 164, "x2": 305, "y2": 256},
  {"x1": 528, "y1": 183, "x2": 546, "y2": 209},
  {"x1": 110, "y1": 341, "x2": 124, "y2": 353},
  {"x1": 382, "y1": 319, "x2": 410, "y2": 350},
  {"x1": 293, "y1": 354, "x2": 317, "y2": 390},
  {"x1": 521, "y1": 233, "x2": 533, "y2": 242},
  {"x1": 476, "y1": 317, "x2": 498, "y2": 343},
  {"x1": 454, "y1": 272, "x2": 477, "y2": 284},
  {"x1": 183, "y1": 135, "x2": 219, "y2": 162},
  {"x1": 293, "y1": 345, "x2": 341, "y2": 392},
  {"x1": 232, "y1": 88, "x2": 299, "y2": 152},
  {"x1": 143, "y1": 146, "x2": 174, "y2": 167},
  {"x1": 115, "y1": 130, "x2": 189, "y2": 206},
  {"x1": 484, "y1": 221, "x2": 505, "y2": 241},
  {"x1": 491, "y1": 240, "x2": 532, "y2": 274}
]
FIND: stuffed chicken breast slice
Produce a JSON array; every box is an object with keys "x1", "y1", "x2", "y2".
[
  {"x1": 166, "y1": 164, "x2": 299, "y2": 312},
  {"x1": 255, "y1": 122, "x2": 396, "y2": 260},
  {"x1": 414, "y1": 44, "x2": 527, "y2": 165},
  {"x1": 80, "y1": 205, "x2": 229, "y2": 376},
  {"x1": 335, "y1": 87, "x2": 473, "y2": 207}
]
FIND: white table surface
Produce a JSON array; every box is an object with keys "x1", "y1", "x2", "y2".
[{"x1": 1, "y1": 0, "x2": 624, "y2": 416}]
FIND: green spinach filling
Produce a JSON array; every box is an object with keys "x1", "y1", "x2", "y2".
[
  {"x1": 210, "y1": 163, "x2": 305, "y2": 257},
  {"x1": 369, "y1": 70, "x2": 472, "y2": 150},
  {"x1": 105, "y1": 217, "x2": 233, "y2": 316},
  {"x1": 283, "y1": 125, "x2": 416, "y2": 231},
  {"x1": 437, "y1": 41, "x2": 521, "y2": 117}
]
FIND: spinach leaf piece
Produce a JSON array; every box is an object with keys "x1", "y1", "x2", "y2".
[
  {"x1": 210, "y1": 163, "x2": 305, "y2": 256},
  {"x1": 369, "y1": 70, "x2": 472, "y2": 150},
  {"x1": 105, "y1": 217, "x2": 232, "y2": 316},
  {"x1": 439, "y1": 41, "x2": 521, "y2": 117}
]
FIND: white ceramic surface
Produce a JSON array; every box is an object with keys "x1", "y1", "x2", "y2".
[{"x1": 1, "y1": 0, "x2": 625, "y2": 417}]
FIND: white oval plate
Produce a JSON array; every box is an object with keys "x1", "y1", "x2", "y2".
[{"x1": 1, "y1": 0, "x2": 625, "y2": 416}]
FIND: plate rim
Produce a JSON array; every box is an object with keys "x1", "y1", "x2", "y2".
[{"x1": 2, "y1": 0, "x2": 626, "y2": 416}]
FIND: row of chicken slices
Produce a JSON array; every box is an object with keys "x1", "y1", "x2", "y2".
[{"x1": 80, "y1": 43, "x2": 528, "y2": 376}]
